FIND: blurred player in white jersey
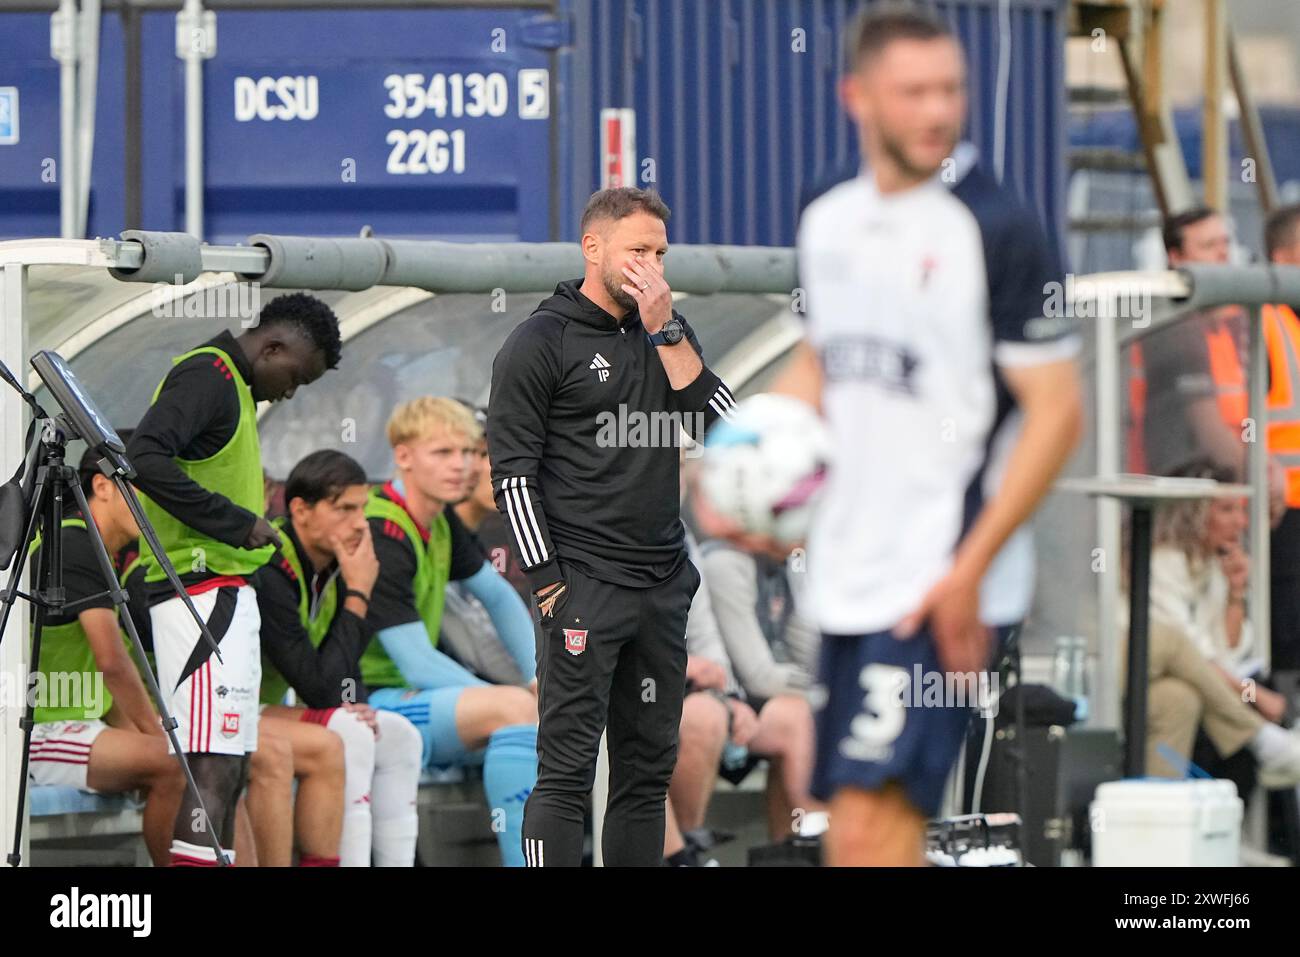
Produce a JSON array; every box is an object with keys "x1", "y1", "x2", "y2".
[{"x1": 721, "y1": 7, "x2": 1084, "y2": 866}]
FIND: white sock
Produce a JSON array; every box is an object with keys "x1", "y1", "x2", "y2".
[
  {"x1": 1248, "y1": 723, "x2": 1294, "y2": 764},
  {"x1": 326, "y1": 708, "x2": 378, "y2": 867},
  {"x1": 370, "y1": 710, "x2": 422, "y2": 867}
]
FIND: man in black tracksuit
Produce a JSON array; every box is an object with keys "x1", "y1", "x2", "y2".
[{"x1": 488, "y1": 187, "x2": 736, "y2": 866}]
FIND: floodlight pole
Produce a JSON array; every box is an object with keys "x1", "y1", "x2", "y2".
[
  {"x1": 52, "y1": 0, "x2": 78, "y2": 239},
  {"x1": 178, "y1": 0, "x2": 216, "y2": 239}
]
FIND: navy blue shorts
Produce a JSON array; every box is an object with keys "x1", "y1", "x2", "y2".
[{"x1": 811, "y1": 627, "x2": 975, "y2": 818}]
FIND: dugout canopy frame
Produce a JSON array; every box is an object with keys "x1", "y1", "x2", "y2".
[{"x1": 1, "y1": 232, "x2": 1296, "y2": 863}]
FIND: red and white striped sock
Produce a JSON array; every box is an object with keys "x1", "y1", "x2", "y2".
[{"x1": 170, "y1": 839, "x2": 232, "y2": 867}]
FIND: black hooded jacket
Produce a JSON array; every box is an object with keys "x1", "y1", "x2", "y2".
[{"x1": 487, "y1": 279, "x2": 735, "y2": 590}]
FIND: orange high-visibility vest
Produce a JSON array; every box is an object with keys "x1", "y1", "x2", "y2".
[
  {"x1": 1127, "y1": 344, "x2": 1148, "y2": 473},
  {"x1": 1130, "y1": 316, "x2": 1245, "y2": 474},
  {"x1": 1264, "y1": 303, "x2": 1300, "y2": 507},
  {"x1": 1204, "y1": 319, "x2": 1249, "y2": 431}
]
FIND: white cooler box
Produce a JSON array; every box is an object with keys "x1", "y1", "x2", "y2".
[{"x1": 1090, "y1": 779, "x2": 1242, "y2": 866}]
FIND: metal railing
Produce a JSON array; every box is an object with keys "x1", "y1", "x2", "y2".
[{"x1": 1073, "y1": 262, "x2": 1300, "y2": 729}]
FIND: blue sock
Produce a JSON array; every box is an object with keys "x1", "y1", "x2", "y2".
[{"x1": 482, "y1": 724, "x2": 537, "y2": 867}]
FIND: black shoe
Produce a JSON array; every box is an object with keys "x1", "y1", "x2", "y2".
[{"x1": 683, "y1": 827, "x2": 735, "y2": 853}]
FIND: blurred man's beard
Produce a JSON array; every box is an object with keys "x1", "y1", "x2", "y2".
[
  {"x1": 878, "y1": 125, "x2": 958, "y2": 181},
  {"x1": 603, "y1": 270, "x2": 638, "y2": 314}
]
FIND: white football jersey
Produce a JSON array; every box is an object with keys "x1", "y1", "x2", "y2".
[{"x1": 798, "y1": 143, "x2": 1079, "y2": 634}]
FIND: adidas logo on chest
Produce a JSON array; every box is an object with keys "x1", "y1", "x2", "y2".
[{"x1": 589, "y1": 352, "x2": 612, "y2": 382}]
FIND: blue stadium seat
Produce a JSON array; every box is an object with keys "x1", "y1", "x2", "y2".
[{"x1": 29, "y1": 785, "x2": 140, "y2": 817}]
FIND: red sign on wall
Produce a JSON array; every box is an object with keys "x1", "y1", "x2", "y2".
[{"x1": 600, "y1": 108, "x2": 636, "y2": 189}]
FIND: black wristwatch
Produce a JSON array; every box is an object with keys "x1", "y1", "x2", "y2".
[{"x1": 647, "y1": 317, "x2": 685, "y2": 347}]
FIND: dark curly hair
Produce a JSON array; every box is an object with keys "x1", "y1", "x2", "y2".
[{"x1": 257, "y1": 293, "x2": 343, "y2": 370}]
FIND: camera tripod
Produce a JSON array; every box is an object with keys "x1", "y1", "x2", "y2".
[{"x1": 0, "y1": 396, "x2": 230, "y2": 866}]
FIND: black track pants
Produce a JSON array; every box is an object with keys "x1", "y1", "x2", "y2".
[{"x1": 521, "y1": 557, "x2": 699, "y2": 867}]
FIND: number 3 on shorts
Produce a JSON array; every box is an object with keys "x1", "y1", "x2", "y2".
[{"x1": 844, "y1": 664, "x2": 908, "y2": 757}]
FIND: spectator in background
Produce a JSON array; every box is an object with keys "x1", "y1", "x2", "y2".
[
  {"x1": 1131, "y1": 206, "x2": 1287, "y2": 526},
  {"x1": 264, "y1": 470, "x2": 288, "y2": 521},
  {"x1": 1151, "y1": 461, "x2": 1271, "y2": 692},
  {"x1": 1131, "y1": 207, "x2": 1245, "y2": 477},
  {"x1": 1260, "y1": 203, "x2": 1300, "y2": 673},
  {"x1": 662, "y1": 528, "x2": 746, "y2": 867},
  {"x1": 1135, "y1": 458, "x2": 1300, "y2": 790},
  {"x1": 1133, "y1": 616, "x2": 1300, "y2": 788},
  {"x1": 701, "y1": 537, "x2": 825, "y2": 843}
]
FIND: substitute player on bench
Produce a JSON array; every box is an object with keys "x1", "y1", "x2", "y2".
[
  {"x1": 26, "y1": 444, "x2": 186, "y2": 866},
  {"x1": 257, "y1": 449, "x2": 423, "y2": 866},
  {"x1": 363, "y1": 397, "x2": 539, "y2": 867},
  {"x1": 128, "y1": 293, "x2": 343, "y2": 867}
]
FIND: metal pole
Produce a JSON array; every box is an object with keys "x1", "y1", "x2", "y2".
[
  {"x1": 52, "y1": 0, "x2": 77, "y2": 239},
  {"x1": 1124, "y1": 504, "x2": 1153, "y2": 778},
  {"x1": 74, "y1": 0, "x2": 102, "y2": 239},
  {"x1": 1203, "y1": 0, "x2": 1228, "y2": 212},
  {"x1": 1229, "y1": 29, "x2": 1279, "y2": 215},
  {"x1": 184, "y1": 21, "x2": 203, "y2": 238},
  {"x1": 0, "y1": 262, "x2": 30, "y2": 866},
  {"x1": 122, "y1": 2, "x2": 143, "y2": 230},
  {"x1": 1095, "y1": 308, "x2": 1121, "y2": 731},
  {"x1": 1248, "y1": 304, "x2": 1271, "y2": 674},
  {"x1": 178, "y1": 0, "x2": 214, "y2": 238},
  {"x1": 1112, "y1": 0, "x2": 1194, "y2": 219}
]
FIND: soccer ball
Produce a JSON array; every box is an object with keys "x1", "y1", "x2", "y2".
[{"x1": 698, "y1": 393, "x2": 831, "y2": 544}]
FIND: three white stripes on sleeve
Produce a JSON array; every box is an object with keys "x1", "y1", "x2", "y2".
[
  {"x1": 501, "y1": 475, "x2": 549, "y2": 569},
  {"x1": 525, "y1": 837, "x2": 544, "y2": 867},
  {"x1": 709, "y1": 382, "x2": 737, "y2": 422}
]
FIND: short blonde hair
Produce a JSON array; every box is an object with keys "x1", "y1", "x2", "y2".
[{"x1": 386, "y1": 396, "x2": 482, "y2": 448}]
